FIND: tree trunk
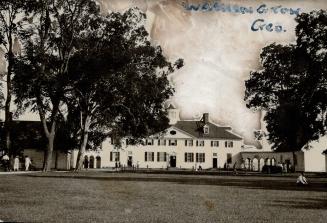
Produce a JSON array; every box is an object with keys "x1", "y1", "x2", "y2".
[
  {"x1": 4, "y1": 43, "x2": 13, "y2": 157},
  {"x1": 36, "y1": 94, "x2": 59, "y2": 172},
  {"x1": 75, "y1": 115, "x2": 91, "y2": 171},
  {"x1": 43, "y1": 133, "x2": 55, "y2": 172}
]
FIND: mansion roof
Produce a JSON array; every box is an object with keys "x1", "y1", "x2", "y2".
[{"x1": 173, "y1": 121, "x2": 242, "y2": 140}]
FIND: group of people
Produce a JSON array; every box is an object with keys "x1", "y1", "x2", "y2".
[
  {"x1": 1, "y1": 153, "x2": 32, "y2": 171},
  {"x1": 277, "y1": 162, "x2": 294, "y2": 173}
]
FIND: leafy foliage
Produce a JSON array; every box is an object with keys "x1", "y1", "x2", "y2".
[
  {"x1": 11, "y1": 1, "x2": 182, "y2": 171},
  {"x1": 245, "y1": 10, "x2": 327, "y2": 152},
  {"x1": 68, "y1": 8, "x2": 182, "y2": 139}
]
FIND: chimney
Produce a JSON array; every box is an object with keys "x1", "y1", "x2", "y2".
[{"x1": 203, "y1": 113, "x2": 209, "y2": 124}]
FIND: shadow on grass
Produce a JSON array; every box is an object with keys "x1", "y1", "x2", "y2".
[
  {"x1": 271, "y1": 197, "x2": 327, "y2": 210},
  {"x1": 21, "y1": 174, "x2": 327, "y2": 192}
]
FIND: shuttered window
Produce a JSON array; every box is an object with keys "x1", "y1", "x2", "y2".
[
  {"x1": 158, "y1": 139, "x2": 167, "y2": 146},
  {"x1": 196, "y1": 153, "x2": 205, "y2": 162},
  {"x1": 169, "y1": 139, "x2": 177, "y2": 146},
  {"x1": 145, "y1": 152, "x2": 154, "y2": 162},
  {"x1": 225, "y1": 141, "x2": 233, "y2": 148},
  {"x1": 185, "y1": 140, "x2": 193, "y2": 146},
  {"x1": 196, "y1": 140, "x2": 205, "y2": 147},
  {"x1": 110, "y1": 152, "x2": 120, "y2": 162},
  {"x1": 211, "y1": 141, "x2": 219, "y2": 147},
  {"x1": 157, "y1": 152, "x2": 167, "y2": 162},
  {"x1": 184, "y1": 153, "x2": 194, "y2": 162}
]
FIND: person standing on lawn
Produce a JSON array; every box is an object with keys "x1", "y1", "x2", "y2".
[
  {"x1": 1, "y1": 153, "x2": 10, "y2": 171},
  {"x1": 233, "y1": 162, "x2": 238, "y2": 175},
  {"x1": 25, "y1": 156, "x2": 32, "y2": 171},
  {"x1": 13, "y1": 156, "x2": 19, "y2": 171}
]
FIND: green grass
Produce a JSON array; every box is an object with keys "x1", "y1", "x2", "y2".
[{"x1": 0, "y1": 172, "x2": 327, "y2": 223}]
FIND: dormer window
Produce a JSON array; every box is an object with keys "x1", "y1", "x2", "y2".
[{"x1": 203, "y1": 125, "x2": 209, "y2": 134}]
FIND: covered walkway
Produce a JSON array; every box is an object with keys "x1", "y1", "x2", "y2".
[{"x1": 240, "y1": 151, "x2": 304, "y2": 172}]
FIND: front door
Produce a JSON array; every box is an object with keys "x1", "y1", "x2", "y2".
[
  {"x1": 170, "y1": 156, "x2": 176, "y2": 167},
  {"x1": 213, "y1": 158, "x2": 218, "y2": 168},
  {"x1": 127, "y1": 156, "x2": 132, "y2": 167}
]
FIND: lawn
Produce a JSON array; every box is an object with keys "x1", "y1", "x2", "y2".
[{"x1": 0, "y1": 171, "x2": 326, "y2": 223}]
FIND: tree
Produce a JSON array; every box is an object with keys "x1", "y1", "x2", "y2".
[
  {"x1": 0, "y1": 82, "x2": 4, "y2": 111},
  {"x1": 245, "y1": 10, "x2": 327, "y2": 152},
  {"x1": 67, "y1": 8, "x2": 183, "y2": 170},
  {"x1": 13, "y1": 0, "x2": 99, "y2": 171},
  {"x1": 0, "y1": 0, "x2": 32, "y2": 156}
]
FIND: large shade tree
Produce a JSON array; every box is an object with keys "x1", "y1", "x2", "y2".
[
  {"x1": 245, "y1": 10, "x2": 327, "y2": 152},
  {"x1": 67, "y1": 8, "x2": 183, "y2": 170},
  {"x1": 13, "y1": 0, "x2": 99, "y2": 171}
]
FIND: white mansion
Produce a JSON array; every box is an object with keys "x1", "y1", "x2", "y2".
[{"x1": 69, "y1": 105, "x2": 244, "y2": 170}]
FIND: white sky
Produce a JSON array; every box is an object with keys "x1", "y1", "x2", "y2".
[{"x1": 1, "y1": 0, "x2": 327, "y2": 145}]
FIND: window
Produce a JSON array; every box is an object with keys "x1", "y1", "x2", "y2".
[
  {"x1": 203, "y1": 125, "x2": 209, "y2": 134},
  {"x1": 145, "y1": 139, "x2": 154, "y2": 146},
  {"x1": 110, "y1": 152, "x2": 120, "y2": 162},
  {"x1": 227, "y1": 153, "x2": 232, "y2": 164},
  {"x1": 185, "y1": 140, "x2": 193, "y2": 146},
  {"x1": 225, "y1": 141, "x2": 233, "y2": 148},
  {"x1": 211, "y1": 141, "x2": 219, "y2": 147},
  {"x1": 169, "y1": 139, "x2": 177, "y2": 146},
  {"x1": 213, "y1": 153, "x2": 217, "y2": 157},
  {"x1": 196, "y1": 153, "x2": 205, "y2": 162},
  {"x1": 170, "y1": 130, "x2": 177, "y2": 135},
  {"x1": 196, "y1": 140, "x2": 205, "y2": 147},
  {"x1": 158, "y1": 139, "x2": 166, "y2": 146},
  {"x1": 157, "y1": 152, "x2": 167, "y2": 162},
  {"x1": 145, "y1": 152, "x2": 154, "y2": 162},
  {"x1": 184, "y1": 153, "x2": 194, "y2": 162}
]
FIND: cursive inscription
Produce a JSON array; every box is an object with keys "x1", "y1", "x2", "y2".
[{"x1": 182, "y1": 1, "x2": 301, "y2": 33}]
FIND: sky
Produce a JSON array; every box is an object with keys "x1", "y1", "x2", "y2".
[{"x1": 1, "y1": 0, "x2": 327, "y2": 145}]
